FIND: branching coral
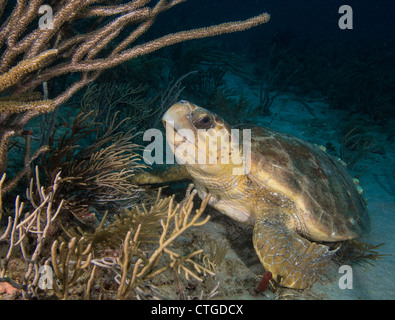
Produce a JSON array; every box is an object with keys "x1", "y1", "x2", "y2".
[
  {"x1": 333, "y1": 240, "x2": 389, "y2": 267},
  {"x1": 0, "y1": 0, "x2": 272, "y2": 300},
  {"x1": 39, "y1": 104, "x2": 146, "y2": 222},
  {"x1": 81, "y1": 82, "x2": 152, "y2": 131},
  {"x1": 0, "y1": 50, "x2": 58, "y2": 92},
  {"x1": 50, "y1": 187, "x2": 214, "y2": 300},
  {"x1": 0, "y1": 1, "x2": 269, "y2": 100},
  {"x1": 0, "y1": 91, "x2": 54, "y2": 194},
  {"x1": 201, "y1": 239, "x2": 229, "y2": 274},
  {"x1": 0, "y1": 167, "x2": 63, "y2": 298},
  {"x1": 87, "y1": 187, "x2": 214, "y2": 300},
  {"x1": 50, "y1": 237, "x2": 92, "y2": 300},
  {"x1": 0, "y1": 0, "x2": 270, "y2": 195},
  {"x1": 1, "y1": 167, "x2": 214, "y2": 299},
  {"x1": 340, "y1": 126, "x2": 377, "y2": 169},
  {"x1": 78, "y1": 188, "x2": 171, "y2": 250}
]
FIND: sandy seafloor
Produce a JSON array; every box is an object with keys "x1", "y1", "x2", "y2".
[{"x1": 160, "y1": 72, "x2": 395, "y2": 301}]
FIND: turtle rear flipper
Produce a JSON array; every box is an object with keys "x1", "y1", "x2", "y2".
[{"x1": 253, "y1": 216, "x2": 336, "y2": 289}]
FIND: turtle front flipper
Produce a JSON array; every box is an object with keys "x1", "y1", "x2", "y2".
[
  {"x1": 131, "y1": 165, "x2": 191, "y2": 185},
  {"x1": 253, "y1": 216, "x2": 336, "y2": 289}
]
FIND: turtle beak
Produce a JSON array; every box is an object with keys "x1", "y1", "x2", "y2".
[
  {"x1": 162, "y1": 100, "x2": 197, "y2": 131},
  {"x1": 162, "y1": 101, "x2": 198, "y2": 149}
]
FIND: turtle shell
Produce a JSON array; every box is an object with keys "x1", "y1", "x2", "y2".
[{"x1": 248, "y1": 127, "x2": 370, "y2": 242}]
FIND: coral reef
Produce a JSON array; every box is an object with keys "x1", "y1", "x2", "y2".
[
  {"x1": 0, "y1": 1, "x2": 272, "y2": 300},
  {"x1": 0, "y1": 92, "x2": 54, "y2": 194},
  {"x1": 0, "y1": 0, "x2": 270, "y2": 196},
  {"x1": 0, "y1": 167, "x2": 63, "y2": 298},
  {"x1": 40, "y1": 104, "x2": 145, "y2": 223},
  {"x1": 1, "y1": 166, "x2": 214, "y2": 299}
]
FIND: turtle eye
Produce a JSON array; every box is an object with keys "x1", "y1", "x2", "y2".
[
  {"x1": 199, "y1": 116, "x2": 210, "y2": 125},
  {"x1": 193, "y1": 115, "x2": 212, "y2": 129}
]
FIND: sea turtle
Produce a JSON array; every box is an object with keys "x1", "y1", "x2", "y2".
[{"x1": 137, "y1": 100, "x2": 370, "y2": 289}]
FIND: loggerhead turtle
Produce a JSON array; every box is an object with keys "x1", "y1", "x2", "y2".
[{"x1": 138, "y1": 100, "x2": 370, "y2": 289}]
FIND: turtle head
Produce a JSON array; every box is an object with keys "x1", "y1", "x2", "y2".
[
  {"x1": 162, "y1": 100, "x2": 230, "y2": 134},
  {"x1": 162, "y1": 101, "x2": 244, "y2": 176},
  {"x1": 163, "y1": 101, "x2": 253, "y2": 224}
]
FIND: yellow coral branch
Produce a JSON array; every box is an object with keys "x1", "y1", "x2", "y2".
[
  {"x1": 0, "y1": 49, "x2": 58, "y2": 92},
  {"x1": 0, "y1": 92, "x2": 42, "y2": 102},
  {"x1": 0, "y1": 99, "x2": 55, "y2": 114}
]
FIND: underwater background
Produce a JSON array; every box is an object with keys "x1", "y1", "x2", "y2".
[{"x1": 0, "y1": 0, "x2": 394, "y2": 300}]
